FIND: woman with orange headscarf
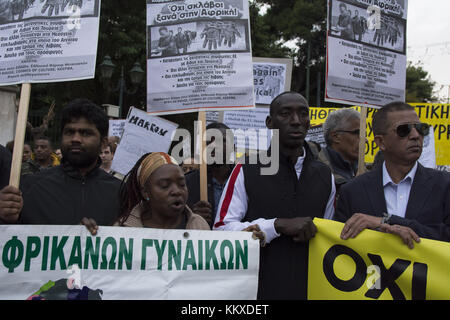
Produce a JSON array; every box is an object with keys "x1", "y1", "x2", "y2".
[
  {"x1": 116, "y1": 152, "x2": 209, "y2": 229},
  {"x1": 82, "y1": 152, "x2": 264, "y2": 242},
  {"x1": 83, "y1": 152, "x2": 209, "y2": 233}
]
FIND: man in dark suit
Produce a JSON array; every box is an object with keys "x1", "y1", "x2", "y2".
[{"x1": 334, "y1": 101, "x2": 450, "y2": 246}]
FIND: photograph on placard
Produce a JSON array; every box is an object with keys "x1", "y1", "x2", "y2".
[
  {"x1": 0, "y1": 0, "x2": 99, "y2": 24},
  {"x1": 329, "y1": 0, "x2": 406, "y2": 54}
]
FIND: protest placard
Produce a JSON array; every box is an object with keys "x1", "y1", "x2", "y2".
[
  {"x1": 108, "y1": 119, "x2": 126, "y2": 139},
  {"x1": 0, "y1": 225, "x2": 259, "y2": 300},
  {"x1": 0, "y1": 0, "x2": 101, "y2": 85},
  {"x1": 223, "y1": 106, "x2": 270, "y2": 151},
  {"x1": 252, "y1": 57, "x2": 292, "y2": 105},
  {"x1": 308, "y1": 219, "x2": 450, "y2": 300},
  {"x1": 209, "y1": 58, "x2": 292, "y2": 151},
  {"x1": 146, "y1": 0, "x2": 254, "y2": 115},
  {"x1": 305, "y1": 124, "x2": 326, "y2": 149},
  {"x1": 325, "y1": 0, "x2": 408, "y2": 107},
  {"x1": 111, "y1": 107, "x2": 178, "y2": 176}
]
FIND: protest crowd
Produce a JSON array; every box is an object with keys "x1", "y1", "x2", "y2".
[
  {"x1": 0, "y1": 0, "x2": 449, "y2": 302},
  {"x1": 0, "y1": 93, "x2": 448, "y2": 300}
]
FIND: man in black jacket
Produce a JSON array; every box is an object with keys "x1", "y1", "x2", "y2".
[
  {"x1": 0, "y1": 99, "x2": 121, "y2": 225},
  {"x1": 0, "y1": 144, "x2": 11, "y2": 190},
  {"x1": 213, "y1": 92, "x2": 336, "y2": 299}
]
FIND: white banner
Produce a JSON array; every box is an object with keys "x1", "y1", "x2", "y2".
[
  {"x1": 146, "y1": 0, "x2": 254, "y2": 115},
  {"x1": 0, "y1": 225, "x2": 259, "y2": 300},
  {"x1": 0, "y1": 0, "x2": 101, "y2": 85},
  {"x1": 325, "y1": 0, "x2": 408, "y2": 108},
  {"x1": 111, "y1": 107, "x2": 178, "y2": 176}
]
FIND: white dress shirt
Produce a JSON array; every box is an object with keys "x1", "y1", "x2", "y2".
[{"x1": 382, "y1": 161, "x2": 418, "y2": 218}]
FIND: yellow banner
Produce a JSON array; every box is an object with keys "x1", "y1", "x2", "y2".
[
  {"x1": 309, "y1": 104, "x2": 450, "y2": 166},
  {"x1": 308, "y1": 219, "x2": 450, "y2": 300}
]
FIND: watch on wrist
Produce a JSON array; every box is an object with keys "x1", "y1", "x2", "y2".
[{"x1": 381, "y1": 212, "x2": 392, "y2": 225}]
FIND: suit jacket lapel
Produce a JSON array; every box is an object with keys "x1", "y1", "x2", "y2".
[
  {"x1": 405, "y1": 163, "x2": 432, "y2": 220},
  {"x1": 364, "y1": 165, "x2": 387, "y2": 217}
]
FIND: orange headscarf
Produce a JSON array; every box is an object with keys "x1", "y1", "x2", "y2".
[{"x1": 137, "y1": 152, "x2": 179, "y2": 190}]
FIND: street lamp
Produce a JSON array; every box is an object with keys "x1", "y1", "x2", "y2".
[{"x1": 98, "y1": 55, "x2": 145, "y2": 117}]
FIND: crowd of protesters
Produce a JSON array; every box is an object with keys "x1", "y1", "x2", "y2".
[{"x1": 0, "y1": 93, "x2": 448, "y2": 300}]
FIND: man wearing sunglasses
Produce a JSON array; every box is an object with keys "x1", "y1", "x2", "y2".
[{"x1": 334, "y1": 101, "x2": 450, "y2": 246}]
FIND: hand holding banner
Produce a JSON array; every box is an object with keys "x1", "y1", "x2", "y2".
[
  {"x1": 308, "y1": 218, "x2": 450, "y2": 300},
  {"x1": 0, "y1": 225, "x2": 260, "y2": 300}
]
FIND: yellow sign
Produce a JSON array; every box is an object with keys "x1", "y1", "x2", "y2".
[
  {"x1": 308, "y1": 219, "x2": 450, "y2": 300},
  {"x1": 309, "y1": 104, "x2": 450, "y2": 166}
]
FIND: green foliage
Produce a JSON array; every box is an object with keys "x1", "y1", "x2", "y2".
[
  {"x1": 405, "y1": 62, "x2": 436, "y2": 103},
  {"x1": 254, "y1": 0, "x2": 329, "y2": 106},
  {"x1": 249, "y1": 2, "x2": 292, "y2": 58}
]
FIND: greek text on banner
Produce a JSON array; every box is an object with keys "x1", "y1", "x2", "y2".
[
  {"x1": 0, "y1": 225, "x2": 259, "y2": 300},
  {"x1": 308, "y1": 219, "x2": 450, "y2": 300}
]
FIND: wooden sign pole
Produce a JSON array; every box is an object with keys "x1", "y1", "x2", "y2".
[
  {"x1": 9, "y1": 83, "x2": 31, "y2": 188},
  {"x1": 198, "y1": 111, "x2": 208, "y2": 201},
  {"x1": 357, "y1": 105, "x2": 367, "y2": 176}
]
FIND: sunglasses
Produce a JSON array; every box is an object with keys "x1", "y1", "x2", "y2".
[{"x1": 394, "y1": 123, "x2": 430, "y2": 138}]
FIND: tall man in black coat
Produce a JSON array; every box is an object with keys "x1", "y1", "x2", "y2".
[{"x1": 335, "y1": 102, "x2": 450, "y2": 245}]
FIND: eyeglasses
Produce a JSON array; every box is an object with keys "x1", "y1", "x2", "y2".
[
  {"x1": 394, "y1": 123, "x2": 430, "y2": 138},
  {"x1": 336, "y1": 129, "x2": 360, "y2": 135}
]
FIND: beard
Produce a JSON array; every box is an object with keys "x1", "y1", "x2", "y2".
[{"x1": 61, "y1": 145, "x2": 100, "y2": 169}]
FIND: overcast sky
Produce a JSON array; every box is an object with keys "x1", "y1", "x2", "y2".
[{"x1": 407, "y1": 0, "x2": 450, "y2": 102}]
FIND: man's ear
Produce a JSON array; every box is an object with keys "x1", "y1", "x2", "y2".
[
  {"x1": 266, "y1": 115, "x2": 273, "y2": 129},
  {"x1": 330, "y1": 131, "x2": 340, "y2": 144},
  {"x1": 374, "y1": 135, "x2": 385, "y2": 151}
]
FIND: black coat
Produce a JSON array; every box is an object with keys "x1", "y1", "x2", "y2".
[
  {"x1": 0, "y1": 145, "x2": 11, "y2": 190},
  {"x1": 335, "y1": 163, "x2": 450, "y2": 242},
  {"x1": 19, "y1": 159, "x2": 121, "y2": 225}
]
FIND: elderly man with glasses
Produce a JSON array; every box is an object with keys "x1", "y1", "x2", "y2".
[
  {"x1": 319, "y1": 108, "x2": 363, "y2": 191},
  {"x1": 334, "y1": 101, "x2": 450, "y2": 245}
]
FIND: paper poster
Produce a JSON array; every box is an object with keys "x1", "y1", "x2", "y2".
[
  {"x1": 111, "y1": 107, "x2": 179, "y2": 176},
  {"x1": 108, "y1": 119, "x2": 126, "y2": 139},
  {"x1": 0, "y1": 0, "x2": 101, "y2": 84},
  {"x1": 325, "y1": 0, "x2": 408, "y2": 107},
  {"x1": 223, "y1": 106, "x2": 271, "y2": 150},
  {"x1": 253, "y1": 62, "x2": 286, "y2": 105},
  {"x1": 146, "y1": 0, "x2": 254, "y2": 115}
]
